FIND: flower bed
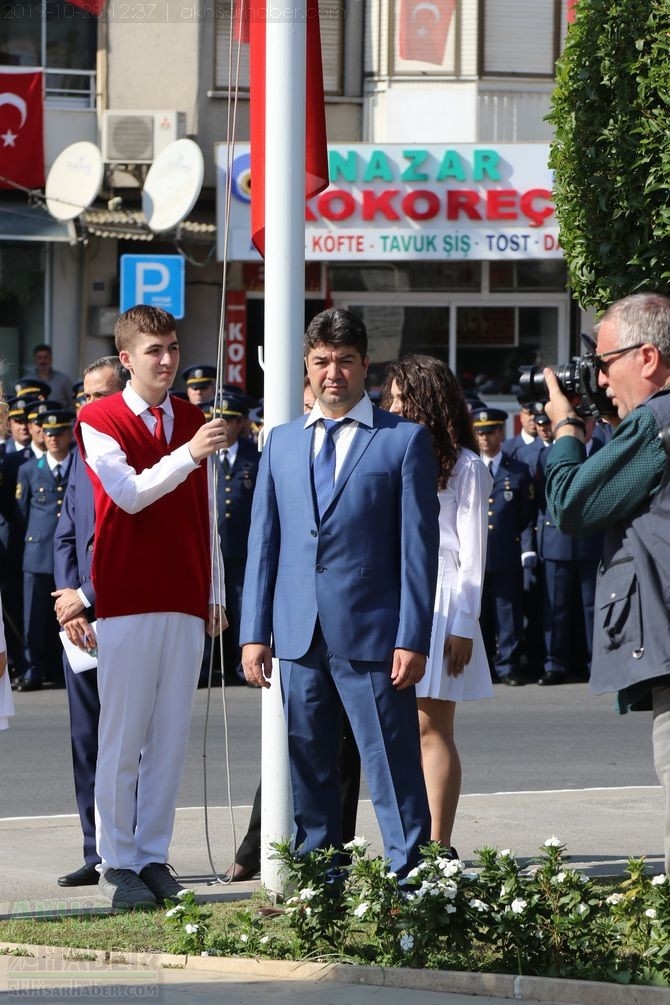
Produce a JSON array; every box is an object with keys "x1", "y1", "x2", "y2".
[{"x1": 164, "y1": 838, "x2": 670, "y2": 987}]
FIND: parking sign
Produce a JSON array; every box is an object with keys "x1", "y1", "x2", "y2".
[{"x1": 120, "y1": 254, "x2": 185, "y2": 318}]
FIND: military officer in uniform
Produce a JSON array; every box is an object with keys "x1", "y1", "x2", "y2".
[
  {"x1": 14, "y1": 409, "x2": 74, "y2": 691},
  {"x1": 473, "y1": 407, "x2": 535, "y2": 686},
  {"x1": 181, "y1": 364, "x2": 217, "y2": 405},
  {"x1": 215, "y1": 393, "x2": 260, "y2": 684},
  {"x1": 14, "y1": 377, "x2": 51, "y2": 401},
  {"x1": 502, "y1": 398, "x2": 539, "y2": 459}
]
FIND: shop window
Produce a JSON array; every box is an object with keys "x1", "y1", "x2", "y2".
[
  {"x1": 456, "y1": 304, "x2": 558, "y2": 394},
  {"x1": 0, "y1": 2, "x2": 97, "y2": 106},
  {"x1": 0, "y1": 243, "x2": 46, "y2": 386},
  {"x1": 214, "y1": 0, "x2": 344, "y2": 94},
  {"x1": 480, "y1": 0, "x2": 560, "y2": 77},
  {"x1": 347, "y1": 303, "x2": 450, "y2": 391},
  {"x1": 329, "y1": 261, "x2": 481, "y2": 292},
  {"x1": 489, "y1": 260, "x2": 567, "y2": 291}
]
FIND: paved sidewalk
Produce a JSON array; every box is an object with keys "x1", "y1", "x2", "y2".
[{"x1": 0, "y1": 789, "x2": 666, "y2": 1004}]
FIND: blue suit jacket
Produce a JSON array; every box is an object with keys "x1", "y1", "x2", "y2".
[
  {"x1": 53, "y1": 451, "x2": 96, "y2": 608},
  {"x1": 240, "y1": 406, "x2": 440, "y2": 662}
]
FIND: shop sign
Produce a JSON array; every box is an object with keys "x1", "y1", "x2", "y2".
[{"x1": 215, "y1": 143, "x2": 561, "y2": 262}]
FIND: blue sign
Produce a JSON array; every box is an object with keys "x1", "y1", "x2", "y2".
[{"x1": 120, "y1": 254, "x2": 185, "y2": 318}]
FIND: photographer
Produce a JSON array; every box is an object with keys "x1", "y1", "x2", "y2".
[{"x1": 543, "y1": 292, "x2": 670, "y2": 873}]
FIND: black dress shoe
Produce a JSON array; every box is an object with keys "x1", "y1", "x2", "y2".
[
  {"x1": 58, "y1": 863, "x2": 100, "y2": 887},
  {"x1": 499, "y1": 672, "x2": 525, "y2": 686},
  {"x1": 537, "y1": 671, "x2": 567, "y2": 686},
  {"x1": 16, "y1": 673, "x2": 43, "y2": 692}
]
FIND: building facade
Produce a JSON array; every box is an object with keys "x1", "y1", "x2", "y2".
[{"x1": 0, "y1": 0, "x2": 580, "y2": 405}]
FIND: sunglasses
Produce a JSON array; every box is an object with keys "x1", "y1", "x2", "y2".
[{"x1": 590, "y1": 343, "x2": 646, "y2": 375}]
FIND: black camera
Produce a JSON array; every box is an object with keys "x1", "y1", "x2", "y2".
[{"x1": 517, "y1": 335, "x2": 615, "y2": 420}]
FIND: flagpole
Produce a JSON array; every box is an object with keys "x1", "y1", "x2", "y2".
[{"x1": 259, "y1": 5, "x2": 307, "y2": 897}]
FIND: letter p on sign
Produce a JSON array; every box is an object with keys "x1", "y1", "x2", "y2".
[{"x1": 120, "y1": 254, "x2": 185, "y2": 318}]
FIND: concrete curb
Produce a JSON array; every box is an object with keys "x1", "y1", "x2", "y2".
[{"x1": 1, "y1": 943, "x2": 667, "y2": 1004}]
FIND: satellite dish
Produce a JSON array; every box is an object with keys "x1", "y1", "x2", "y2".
[
  {"x1": 45, "y1": 141, "x2": 104, "y2": 221},
  {"x1": 142, "y1": 138, "x2": 204, "y2": 233}
]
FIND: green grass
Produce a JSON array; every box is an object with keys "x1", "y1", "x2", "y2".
[{"x1": 0, "y1": 892, "x2": 273, "y2": 955}]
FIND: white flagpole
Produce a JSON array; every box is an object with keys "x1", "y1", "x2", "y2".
[{"x1": 259, "y1": 4, "x2": 307, "y2": 897}]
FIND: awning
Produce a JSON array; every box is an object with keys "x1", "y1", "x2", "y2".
[{"x1": 0, "y1": 202, "x2": 72, "y2": 242}]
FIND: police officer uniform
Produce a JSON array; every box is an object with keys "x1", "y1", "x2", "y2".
[
  {"x1": 215, "y1": 394, "x2": 260, "y2": 683},
  {"x1": 15, "y1": 409, "x2": 74, "y2": 691},
  {"x1": 528, "y1": 436, "x2": 604, "y2": 684},
  {"x1": 473, "y1": 408, "x2": 535, "y2": 685},
  {"x1": 181, "y1": 365, "x2": 216, "y2": 399},
  {"x1": 14, "y1": 377, "x2": 51, "y2": 400}
]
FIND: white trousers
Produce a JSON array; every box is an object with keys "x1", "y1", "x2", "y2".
[
  {"x1": 95, "y1": 612, "x2": 204, "y2": 872},
  {"x1": 652, "y1": 684, "x2": 670, "y2": 875}
]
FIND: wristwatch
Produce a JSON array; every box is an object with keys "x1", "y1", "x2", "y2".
[{"x1": 553, "y1": 416, "x2": 586, "y2": 434}]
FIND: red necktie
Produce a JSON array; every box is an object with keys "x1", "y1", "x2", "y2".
[{"x1": 148, "y1": 406, "x2": 167, "y2": 447}]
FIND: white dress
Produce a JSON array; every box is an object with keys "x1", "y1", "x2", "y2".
[
  {"x1": 416, "y1": 448, "x2": 494, "y2": 702},
  {"x1": 0, "y1": 593, "x2": 14, "y2": 730}
]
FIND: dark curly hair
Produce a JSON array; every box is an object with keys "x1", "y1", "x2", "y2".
[{"x1": 381, "y1": 355, "x2": 479, "y2": 489}]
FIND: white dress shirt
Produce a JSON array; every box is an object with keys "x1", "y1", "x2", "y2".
[{"x1": 304, "y1": 392, "x2": 373, "y2": 478}]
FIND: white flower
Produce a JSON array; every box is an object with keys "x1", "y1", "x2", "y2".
[
  {"x1": 645, "y1": 908, "x2": 657, "y2": 919},
  {"x1": 343, "y1": 836, "x2": 368, "y2": 855},
  {"x1": 176, "y1": 888, "x2": 194, "y2": 899},
  {"x1": 652, "y1": 874, "x2": 667, "y2": 886},
  {"x1": 606, "y1": 893, "x2": 624, "y2": 905},
  {"x1": 304, "y1": 906, "x2": 312, "y2": 916},
  {"x1": 165, "y1": 906, "x2": 184, "y2": 918},
  {"x1": 445, "y1": 904, "x2": 457, "y2": 914},
  {"x1": 239, "y1": 933, "x2": 249, "y2": 942},
  {"x1": 260, "y1": 935, "x2": 270, "y2": 945},
  {"x1": 201, "y1": 951, "x2": 209, "y2": 957},
  {"x1": 498, "y1": 849, "x2": 512, "y2": 858},
  {"x1": 544, "y1": 835, "x2": 562, "y2": 848},
  {"x1": 469, "y1": 898, "x2": 488, "y2": 913},
  {"x1": 399, "y1": 932, "x2": 414, "y2": 952},
  {"x1": 299, "y1": 887, "x2": 318, "y2": 901},
  {"x1": 184, "y1": 923, "x2": 199, "y2": 934},
  {"x1": 442, "y1": 881, "x2": 458, "y2": 900},
  {"x1": 576, "y1": 903, "x2": 588, "y2": 917},
  {"x1": 387, "y1": 871, "x2": 397, "y2": 880},
  {"x1": 551, "y1": 871, "x2": 568, "y2": 885},
  {"x1": 406, "y1": 867, "x2": 420, "y2": 880},
  {"x1": 439, "y1": 859, "x2": 463, "y2": 878},
  {"x1": 510, "y1": 898, "x2": 527, "y2": 914},
  {"x1": 353, "y1": 902, "x2": 369, "y2": 918}
]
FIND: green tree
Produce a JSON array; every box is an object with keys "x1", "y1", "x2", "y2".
[{"x1": 548, "y1": 0, "x2": 670, "y2": 310}]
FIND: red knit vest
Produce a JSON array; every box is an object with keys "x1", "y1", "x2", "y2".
[{"x1": 75, "y1": 392, "x2": 210, "y2": 620}]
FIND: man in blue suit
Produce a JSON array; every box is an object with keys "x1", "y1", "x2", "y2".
[
  {"x1": 240, "y1": 309, "x2": 439, "y2": 880},
  {"x1": 52, "y1": 357, "x2": 126, "y2": 886}
]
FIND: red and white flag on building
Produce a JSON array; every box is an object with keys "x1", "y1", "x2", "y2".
[
  {"x1": 247, "y1": 0, "x2": 329, "y2": 257},
  {"x1": 398, "y1": 0, "x2": 456, "y2": 65},
  {"x1": 0, "y1": 70, "x2": 45, "y2": 190}
]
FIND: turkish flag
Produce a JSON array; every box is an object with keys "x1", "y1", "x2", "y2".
[
  {"x1": 398, "y1": 0, "x2": 456, "y2": 65},
  {"x1": 249, "y1": 1, "x2": 329, "y2": 257},
  {"x1": 69, "y1": 0, "x2": 106, "y2": 11},
  {"x1": 0, "y1": 70, "x2": 45, "y2": 191}
]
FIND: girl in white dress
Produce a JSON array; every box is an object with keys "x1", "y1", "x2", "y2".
[{"x1": 384, "y1": 355, "x2": 493, "y2": 852}]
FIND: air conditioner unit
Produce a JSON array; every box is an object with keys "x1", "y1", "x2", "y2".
[{"x1": 101, "y1": 110, "x2": 187, "y2": 164}]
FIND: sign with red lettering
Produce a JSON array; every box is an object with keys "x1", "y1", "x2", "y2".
[
  {"x1": 216, "y1": 143, "x2": 561, "y2": 262},
  {"x1": 224, "y1": 290, "x2": 247, "y2": 389}
]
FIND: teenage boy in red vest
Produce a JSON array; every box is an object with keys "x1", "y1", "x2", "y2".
[{"x1": 76, "y1": 305, "x2": 228, "y2": 910}]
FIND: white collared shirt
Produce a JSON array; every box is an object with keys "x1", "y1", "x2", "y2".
[
  {"x1": 45, "y1": 452, "x2": 70, "y2": 478},
  {"x1": 304, "y1": 393, "x2": 373, "y2": 478},
  {"x1": 486, "y1": 451, "x2": 502, "y2": 478}
]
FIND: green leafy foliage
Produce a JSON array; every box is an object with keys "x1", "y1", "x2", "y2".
[{"x1": 548, "y1": 0, "x2": 670, "y2": 308}]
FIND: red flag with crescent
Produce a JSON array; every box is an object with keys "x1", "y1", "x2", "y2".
[
  {"x1": 0, "y1": 70, "x2": 45, "y2": 190},
  {"x1": 248, "y1": 0, "x2": 329, "y2": 257},
  {"x1": 398, "y1": 0, "x2": 456, "y2": 65}
]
